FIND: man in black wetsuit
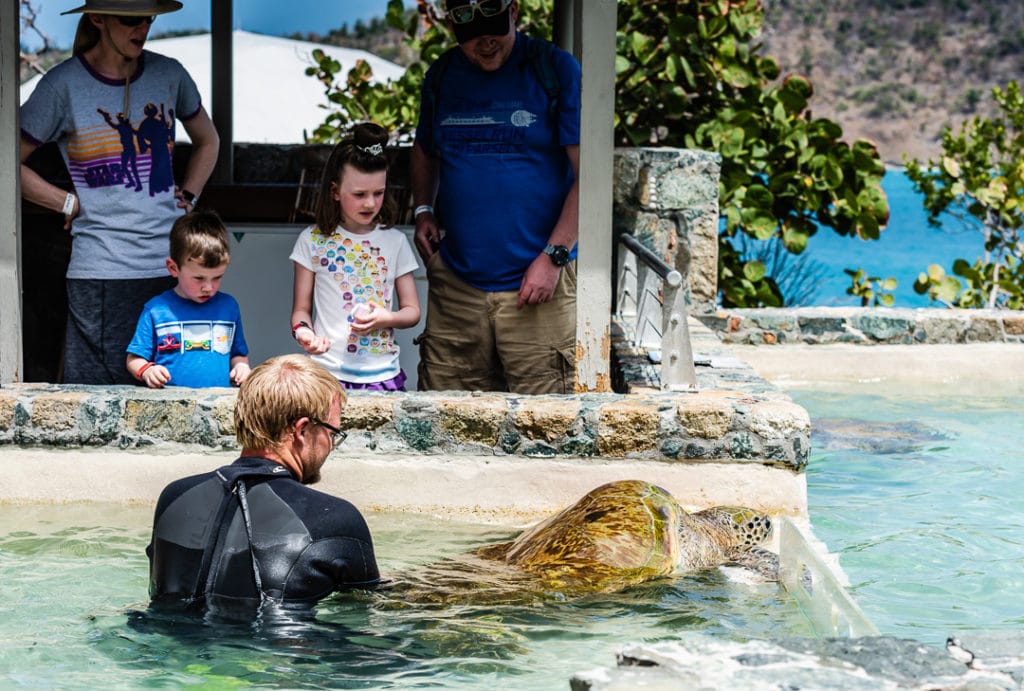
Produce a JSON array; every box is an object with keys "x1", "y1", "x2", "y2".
[{"x1": 146, "y1": 354, "x2": 380, "y2": 612}]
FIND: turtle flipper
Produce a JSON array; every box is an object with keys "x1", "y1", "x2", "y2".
[{"x1": 726, "y1": 546, "x2": 780, "y2": 581}]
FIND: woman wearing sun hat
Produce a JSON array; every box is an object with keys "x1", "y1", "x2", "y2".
[{"x1": 19, "y1": 0, "x2": 219, "y2": 385}]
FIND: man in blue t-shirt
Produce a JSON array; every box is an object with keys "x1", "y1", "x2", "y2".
[{"x1": 412, "y1": 0, "x2": 581, "y2": 395}]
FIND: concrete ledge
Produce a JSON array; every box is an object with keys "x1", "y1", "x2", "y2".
[
  {"x1": 698, "y1": 306, "x2": 1024, "y2": 345},
  {"x1": 0, "y1": 448, "x2": 807, "y2": 521}
]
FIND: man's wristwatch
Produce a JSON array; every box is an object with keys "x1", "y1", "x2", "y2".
[{"x1": 543, "y1": 244, "x2": 571, "y2": 267}]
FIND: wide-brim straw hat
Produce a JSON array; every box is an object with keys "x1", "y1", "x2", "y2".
[{"x1": 61, "y1": 0, "x2": 183, "y2": 16}]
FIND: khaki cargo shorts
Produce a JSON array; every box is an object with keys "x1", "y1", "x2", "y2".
[{"x1": 416, "y1": 253, "x2": 577, "y2": 394}]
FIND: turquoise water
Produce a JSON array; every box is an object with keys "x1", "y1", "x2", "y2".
[
  {"x1": 790, "y1": 381, "x2": 1024, "y2": 646},
  {"x1": 0, "y1": 503, "x2": 808, "y2": 689},
  {"x1": 803, "y1": 169, "x2": 985, "y2": 307},
  {"x1": 737, "y1": 169, "x2": 986, "y2": 307},
  {"x1": 2, "y1": 381, "x2": 1020, "y2": 685}
]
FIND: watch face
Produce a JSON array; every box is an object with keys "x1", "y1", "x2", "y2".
[{"x1": 547, "y1": 245, "x2": 570, "y2": 266}]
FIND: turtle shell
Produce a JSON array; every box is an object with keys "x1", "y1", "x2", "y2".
[{"x1": 475, "y1": 480, "x2": 685, "y2": 593}]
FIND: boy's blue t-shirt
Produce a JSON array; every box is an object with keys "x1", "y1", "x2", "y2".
[
  {"x1": 127, "y1": 289, "x2": 249, "y2": 388},
  {"x1": 415, "y1": 33, "x2": 582, "y2": 291}
]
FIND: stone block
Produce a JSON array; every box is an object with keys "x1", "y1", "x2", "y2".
[
  {"x1": 124, "y1": 399, "x2": 198, "y2": 443},
  {"x1": 797, "y1": 315, "x2": 846, "y2": 337},
  {"x1": 851, "y1": 312, "x2": 914, "y2": 342},
  {"x1": 341, "y1": 396, "x2": 395, "y2": 431},
  {"x1": 0, "y1": 393, "x2": 17, "y2": 430},
  {"x1": 747, "y1": 399, "x2": 811, "y2": 441},
  {"x1": 438, "y1": 397, "x2": 507, "y2": 445},
  {"x1": 514, "y1": 398, "x2": 581, "y2": 442},
  {"x1": 396, "y1": 417, "x2": 436, "y2": 451},
  {"x1": 30, "y1": 393, "x2": 88, "y2": 431},
  {"x1": 211, "y1": 395, "x2": 237, "y2": 436},
  {"x1": 656, "y1": 165, "x2": 720, "y2": 209},
  {"x1": 1004, "y1": 314, "x2": 1024, "y2": 336},
  {"x1": 965, "y1": 316, "x2": 1003, "y2": 342},
  {"x1": 677, "y1": 400, "x2": 732, "y2": 439},
  {"x1": 597, "y1": 401, "x2": 660, "y2": 456},
  {"x1": 918, "y1": 316, "x2": 968, "y2": 343}
]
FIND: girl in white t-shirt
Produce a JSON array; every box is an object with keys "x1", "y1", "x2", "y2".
[{"x1": 289, "y1": 123, "x2": 421, "y2": 390}]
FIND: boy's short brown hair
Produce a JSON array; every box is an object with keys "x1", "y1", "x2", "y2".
[{"x1": 169, "y1": 209, "x2": 231, "y2": 268}]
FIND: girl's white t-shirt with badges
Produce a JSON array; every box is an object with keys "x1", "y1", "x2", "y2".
[{"x1": 290, "y1": 225, "x2": 419, "y2": 383}]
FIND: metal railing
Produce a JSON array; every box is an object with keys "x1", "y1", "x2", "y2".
[{"x1": 614, "y1": 230, "x2": 697, "y2": 390}]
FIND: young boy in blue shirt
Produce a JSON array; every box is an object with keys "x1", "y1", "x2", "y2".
[{"x1": 127, "y1": 210, "x2": 250, "y2": 388}]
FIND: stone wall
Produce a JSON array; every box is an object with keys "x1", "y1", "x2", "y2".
[
  {"x1": 613, "y1": 147, "x2": 721, "y2": 312},
  {"x1": 699, "y1": 307, "x2": 1024, "y2": 345},
  {"x1": 0, "y1": 382, "x2": 809, "y2": 471}
]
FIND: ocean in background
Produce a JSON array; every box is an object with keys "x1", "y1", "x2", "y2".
[{"x1": 740, "y1": 168, "x2": 987, "y2": 308}]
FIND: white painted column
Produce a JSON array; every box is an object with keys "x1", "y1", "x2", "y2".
[
  {"x1": 1, "y1": 0, "x2": 24, "y2": 383},
  {"x1": 572, "y1": 0, "x2": 617, "y2": 392}
]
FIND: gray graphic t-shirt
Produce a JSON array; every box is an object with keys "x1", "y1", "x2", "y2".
[{"x1": 21, "y1": 51, "x2": 202, "y2": 279}]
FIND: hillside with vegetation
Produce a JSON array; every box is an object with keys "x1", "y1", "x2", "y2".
[{"x1": 760, "y1": 0, "x2": 1024, "y2": 164}]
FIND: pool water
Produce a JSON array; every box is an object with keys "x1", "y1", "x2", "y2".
[
  {"x1": 0, "y1": 504, "x2": 810, "y2": 689},
  {"x1": 789, "y1": 381, "x2": 1024, "y2": 647}
]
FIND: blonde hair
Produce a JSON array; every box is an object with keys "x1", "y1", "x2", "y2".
[
  {"x1": 234, "y1": 355, "x2": 346, "y2": 450},
  {"x1": 72, "y1": 15, "x2": 101, "y2": 55}
]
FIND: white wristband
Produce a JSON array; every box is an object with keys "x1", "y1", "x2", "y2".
[
  {"x1": 414, "y1": 204, "x2": 434, "y2": 218},
  {"x1": 61, "y1": 192, "x2": 77, "y2": 217}
]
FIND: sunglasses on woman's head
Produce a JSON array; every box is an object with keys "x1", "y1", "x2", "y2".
[
  {"x1": 112, "y1": 15, "x2": 156, "y2": 27},
  {"x1": 446, "y1": 0, "x2": 511, "y2": 25}
]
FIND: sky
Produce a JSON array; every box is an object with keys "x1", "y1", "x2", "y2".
[{"x1": 20, "y1": 0, "x2": 397, "y2": 51}]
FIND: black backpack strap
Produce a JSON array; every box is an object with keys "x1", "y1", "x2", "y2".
[
  {"x1": 423, "y1": 49, "x2": 455, "y2": 157},
  {"x1": 525, "y1": 36, "x2": 561, "y2": 119}
]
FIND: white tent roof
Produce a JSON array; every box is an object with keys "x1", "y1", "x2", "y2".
[{"x1": 20, "y1": 30, "x2": 406, "y2": 144}]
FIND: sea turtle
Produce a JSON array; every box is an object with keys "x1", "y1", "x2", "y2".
[
  {"x1": 367, "y1": 480, "x2": 778, "y2": 658},
  {"x1": 465, "y1": 479, "x2": 777, "y2": 595}
]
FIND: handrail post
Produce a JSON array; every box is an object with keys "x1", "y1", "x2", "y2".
[
  {"x1": 615, "y1": 232, "x2": 698, "y2": 391},
  {"x1": 661, "y1": 280, "x2": 697, "y2": 391}
]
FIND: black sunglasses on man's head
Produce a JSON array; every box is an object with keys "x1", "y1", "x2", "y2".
[{"x1": 446, "y1": 0, "x2": 511, "y2": 25}]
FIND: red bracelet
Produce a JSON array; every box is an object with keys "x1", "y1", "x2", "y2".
[
  {"x1": 291, "y1": 321, "x2": 312, "y2": 340},
  {"x1": 136, "y1": 361, "x2": 156, "y2": 380}
]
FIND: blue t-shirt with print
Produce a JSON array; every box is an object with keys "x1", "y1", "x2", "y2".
[
  {"x1": 127, "y1": 289, "x2": 249, "y2": 388},
  {"x1": 415, "y1": 33, "x2": 581, "y2": 291}
]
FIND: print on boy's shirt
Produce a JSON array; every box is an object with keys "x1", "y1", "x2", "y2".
[
  {"x1": 155, "y1": 322, "x2": 236, "y2": 355},
  {"x1": 68, "y1": 102, "x2": 176, "y2": 196},
  {"x1": 309, "y1": 232, "x2": 395, "y2": 357}
]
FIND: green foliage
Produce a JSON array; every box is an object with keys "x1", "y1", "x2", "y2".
[
  {"x1": 845, "y1": 268, "x2": 897, "y2": 306},
  {"x1": 905, "y1": 80, "x2": 1024, "y2": 309},
  {"x1": 612, "y1": 0, "x2": 888, "y2": 307},
  {"x1": 913, "y1": 258, "x2": 1024, "y2": 310},
  {"x1": 302, "y1": 0, "x2": 446, "y2": 142},
  {"x1": 305, "y1": 0, "x2": 889, "y2": 308}
]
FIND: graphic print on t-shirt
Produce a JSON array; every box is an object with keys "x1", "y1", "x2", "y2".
[
  {"x1": 68, "y1": 102, "x2": 176, "y2": 197},
  {"x1": 155, "y1": 321, "x2": 235, "y2": 354},
  {"x1": 309, "y1": 232, "x2": 393, "y2": 357}
]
